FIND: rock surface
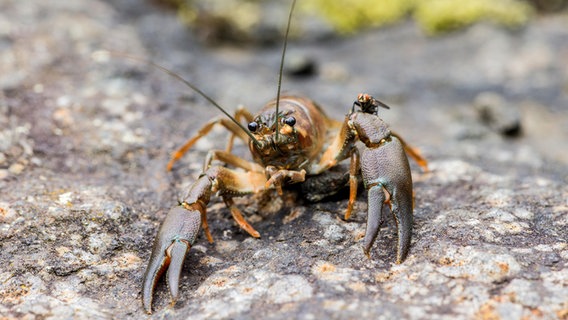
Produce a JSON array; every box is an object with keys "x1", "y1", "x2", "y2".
[{"x1": 0, "y1": 0, "x2": 566, "y2": 319}]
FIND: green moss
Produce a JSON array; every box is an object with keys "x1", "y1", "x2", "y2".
[
  {"x1": 174, "y1": 0, "x2": 261, "y2": 30},
  {"x1": 306, "y1": 0, "x2": 532, "y2": 34},
  {"x1": 163, "y1": 0, "x2": 534, "y2": 37},
  {"x1": 303, "y1": 0, "x2": 413, "y2": 34},
  {"x1": 412, "y1": 0, "x2": 533, "y2": 34}
]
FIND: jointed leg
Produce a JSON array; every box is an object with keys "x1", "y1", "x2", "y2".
[
  {"x1": 345, "y1": 150, "x2": 360, "y2": 220},
  {"x1": 223, "y1": 197, "x2": 260, "y2": 238},
  {"x1": 167, "y1": 107, "x2": 254, "y2": 171},
  {"x1": 265, "y1": 165, "x2": 306, "y2": 195},
  {"x1": 225, "y1": 106, "x2": 254, "y2": 153},
  {"x1": 206, "y1": 166, "x2": 267, "y2": 237},
  {"x1": 309, "y1": 116, "x2": 355, "y2": 175},
  {"x1": 203, "y1": 150, "x2": 264, "y2": 173}
]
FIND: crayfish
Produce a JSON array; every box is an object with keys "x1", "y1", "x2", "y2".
[{"x1": 140, "y1": 0, "x2": 428, "y2": 314}]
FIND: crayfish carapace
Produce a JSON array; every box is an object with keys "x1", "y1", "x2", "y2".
[{"x1": 140, "y1": 0, "x2": 428, "y2": 314}]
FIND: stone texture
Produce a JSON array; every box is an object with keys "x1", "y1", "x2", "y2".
[{"x1": 0, "y1": 0, "x2": 566, "y2": 319}]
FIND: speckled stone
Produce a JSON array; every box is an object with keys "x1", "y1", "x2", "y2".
[{"x1": 0, "y1": 0, "x2": 567, "y2": 319}]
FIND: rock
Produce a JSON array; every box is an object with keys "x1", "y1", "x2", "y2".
[
  {"x1": 474, "y1": 92, "x2": 522, "y2": 137},
  {"x1": 0, "y1": 0, "x2": 566, "y2": 319},
  {"x1": 284, "y1": 53, "x2": 318, "y2": 77},
  {"x1": 266, "y1": 275, "x2": 313, "y2": 304}
]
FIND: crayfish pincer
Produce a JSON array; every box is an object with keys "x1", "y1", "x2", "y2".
[{"x1": 349, "y1": 93, "x2": 415, "y2": 262}]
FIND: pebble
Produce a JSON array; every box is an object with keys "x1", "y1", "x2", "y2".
[
  {"x1": 541, "y1": 252, "x2": 561, "y2": 266},
  {"x1": 435, "y1": 245, "x2": 521, "y2": 283},
  {"x1": 474, "y1": 92, "x2": 522, "y2": 137},
  {"x1": 0, "y1": 169, "x2": 8, "y2": 180},
  {"x1": 266, "y1": 275, "x2": 313, "y2": 303},
  {"x1": 284, "y1": 53, "x2": 317, "y2": 77},
  {"x1": 323, "y1": 224, "x2": 345, "y2": 242},
  {"x1": 503, "y1": 279, "x2": 542, "y2": 308},
  {"x1": 87, "y1": 233, "x2": 113, "y2": 254},
  {"x1": 8, "y1": 162, "x2": 25, "y2": 174}
]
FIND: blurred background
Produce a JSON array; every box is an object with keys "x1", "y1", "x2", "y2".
[{"x1": 156, "y1": 0, "x2": 552, "y2": 39}]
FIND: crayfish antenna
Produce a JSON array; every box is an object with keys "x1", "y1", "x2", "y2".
[
  {"x1": 274, "y1": 0, "x2": 297, "y2": 142},
  {"x1": 91, "y1": 50, "x2": 262, "y2": 148}
]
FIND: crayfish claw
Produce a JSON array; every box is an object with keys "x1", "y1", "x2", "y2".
[
  {"x1": 392, "y1": 190, "x2": 413, "y2": 264},
  {"x1": 364, "y1": 183, "x2": 413, "y2": 264},
  {"x1": 363, "y1": 183, "x2": 387, "y2": 257},
  {"x1": 360, "y1": 156, "x2": 413, "y2": 264},
  {"x1": 350, "y1": 108, "x2": 414, "y2": 264},
  {"x1": 142, "y1": 245, "x2": 169, "y2": 314},
  {"x1": 142, "y1": 206, "x2": 201, "y2": 314},
  {"x1": 166, "y1": 240, "x2": 190, "y2": 303}
]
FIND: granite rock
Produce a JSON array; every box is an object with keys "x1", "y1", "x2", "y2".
[{"x1": 0, "y1": 0, "x2": 566, "y2": 319}]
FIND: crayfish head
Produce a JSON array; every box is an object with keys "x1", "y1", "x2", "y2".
[
  {"x1": 247, "y1": 98, "x2": 319, "y2": 169},
  {"x1": 247, "y1": 112, "x2": 301, "y2": 168}
]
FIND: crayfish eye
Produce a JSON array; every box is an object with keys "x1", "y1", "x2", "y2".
[
  {"x1": 248, "y1": 122, "x2": 258, "y2": 132},
  {"x1": 284, "y1": 116, "x2": 296, "y2": 127}
]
